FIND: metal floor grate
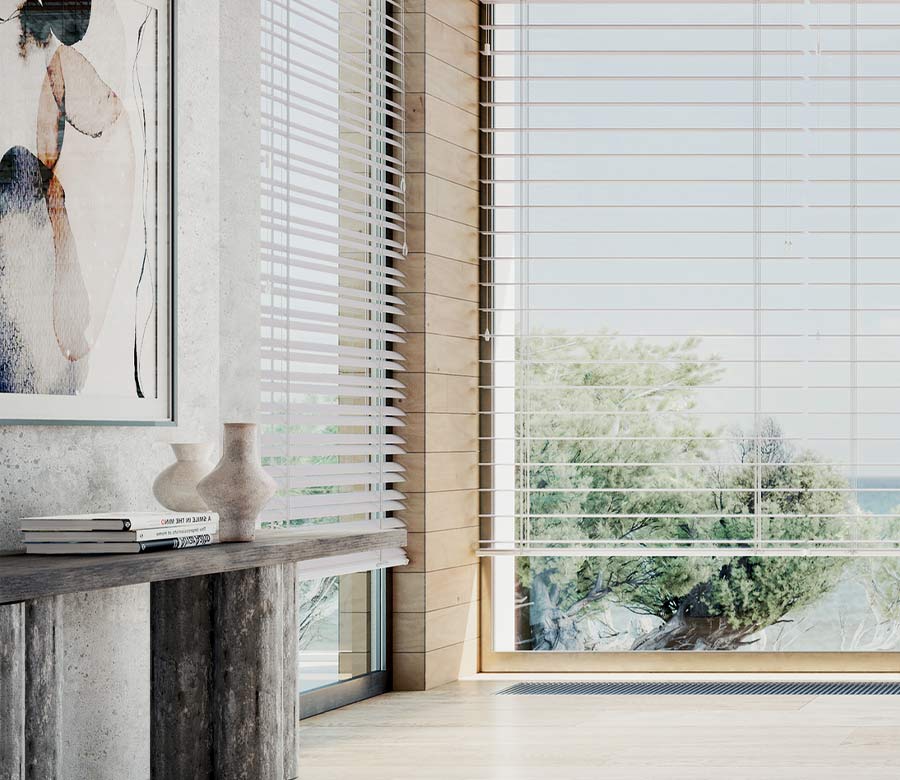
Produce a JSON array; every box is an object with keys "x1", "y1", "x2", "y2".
[{"x1": 497, "y1": 681, "x2": 900, "y2": 696}]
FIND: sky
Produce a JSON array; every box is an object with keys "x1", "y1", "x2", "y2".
[{"x1": 488, "y1": 1, "x2": 900, "y2": 509}]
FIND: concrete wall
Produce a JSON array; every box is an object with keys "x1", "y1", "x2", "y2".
[
  {"x1": 0, "y1": 1, "x2": 259, "y2": 776},
  {"x1": 219, "y1": 0, "x2": 262, "y2": 424}
]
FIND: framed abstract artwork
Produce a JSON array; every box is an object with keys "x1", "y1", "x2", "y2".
[{"x1": 0, "y1": 0, "x2": 174, "y2": 424}]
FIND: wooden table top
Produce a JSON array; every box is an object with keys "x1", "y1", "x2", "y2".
[{"x1": 0, "y1": 524, "x2": 407, "y2": 603}]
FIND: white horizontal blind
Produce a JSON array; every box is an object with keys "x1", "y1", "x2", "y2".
[
  {"x1": 481, "y1": 0, "x2": 900, "y2": 556},
  {"x1": 260, "y1": 0, "x2": 406, "y2": 526}
]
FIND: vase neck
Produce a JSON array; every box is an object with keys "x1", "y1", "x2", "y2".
[
  {"x1": 223, "y1": 424, "x2": 259, "y2": 460},
  {"x1": 171, "y1": 443, "x2": 213, "y2": 462}
]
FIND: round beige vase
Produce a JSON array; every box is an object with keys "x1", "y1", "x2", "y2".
[
  {"x1": 152, "y1": 443, "x2": 214, "y2": 512},
  {"x1": 197, "y1": 423, "x2": 276, "y2": 542}
]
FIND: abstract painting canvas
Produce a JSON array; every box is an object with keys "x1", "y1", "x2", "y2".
[{"x1": 0, "y1": 0, "x2": 172, "y2": 423}]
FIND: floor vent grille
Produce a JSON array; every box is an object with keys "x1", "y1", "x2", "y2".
[{"x1": 496, "y1": 681, "x2": 900, "y2": 696}]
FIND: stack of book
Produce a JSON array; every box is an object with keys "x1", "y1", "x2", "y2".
[{"x1": 21, "y1": 511, "x2": 219, "y2": 554}]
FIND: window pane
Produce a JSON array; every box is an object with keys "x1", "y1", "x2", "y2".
[
  {"x1": 515, "y1": 555, "x2": 900, "y2": 652},
  {"x1": 483, "y1": 0, "x2": 900, "y2": 653},
  {"x1": 299, "y1": 570, "x2": 386, "y2": 692}
]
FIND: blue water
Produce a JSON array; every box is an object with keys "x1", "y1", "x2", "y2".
[{"x1": 855, "y1": 478, "x2": 900, "y2": 516}]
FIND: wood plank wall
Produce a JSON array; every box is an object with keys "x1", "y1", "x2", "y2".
[{"x1": 392, "y1": 0, "x2": 481, "y2": 691}]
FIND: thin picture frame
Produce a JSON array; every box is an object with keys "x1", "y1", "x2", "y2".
[{"x1": 0, "y1": 0, "x2": 177, "y2": 427}]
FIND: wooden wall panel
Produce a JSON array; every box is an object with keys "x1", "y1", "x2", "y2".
[{"x1": 393, "y1": 0, "x2": 480, "y2": 691}]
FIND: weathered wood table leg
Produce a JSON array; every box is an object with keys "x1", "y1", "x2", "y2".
[
  {"x1": 283, "y1": 563, "x2": 299, "y2": 780},
  {"x1": 151, "y1": 564, "x2": 299, "y2": 780},
  {"x1": 1, "y1": 598, "x2": 62, "y2": 780},
  {"x1": 24, "y1": 598, "x2": 62, "y2": 779},
  {"x1": 150, "y1": 575, "x2": 214, "y2": 779},
  {"x1": 0, "y1": 602, "x2": 24, "y2": 780}
]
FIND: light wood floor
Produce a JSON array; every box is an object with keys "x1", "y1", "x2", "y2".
[{"x1": 299, "y1": 679, "x2": 900, "y2": 779}]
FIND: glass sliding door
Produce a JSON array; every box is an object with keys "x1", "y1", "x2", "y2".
[
  {"x1": 480, "y1": 0, "x2": 900, "y2": 667},
  {"x1": 298, "y1": 570, "x2": 387, "y2": 692},
  {"x1": 297, "y1": 568, "x2": 390, "y2": 717}
]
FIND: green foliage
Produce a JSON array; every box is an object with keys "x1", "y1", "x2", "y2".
[
  {"x1": 515, "y1": 332, "x2": 855, "y2": 647},
  {"x1": 701, "y1": 556, "x2": 846, "y2": 631},
  {"x1": 517, "y1": 334, "x2": 721, "y2": 611}
]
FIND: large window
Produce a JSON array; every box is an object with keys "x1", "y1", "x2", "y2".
[
  {"x1": 260, "y1": 0, "x2": 405, "y2": 697},
  {"x1": 481, "y1": 0, "x2": 900, "y2": 654}
]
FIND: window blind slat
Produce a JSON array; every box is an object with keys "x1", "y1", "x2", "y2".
[
  {"x1": 266, "y1": 501, "x2": 406, "y2": 522},
  {"x1": 259, "y1": 389, "x2": 405, "y2": 403},
  {"x1": 260, "y1": 350, "x2": 405, "y2": 374},
  {"x1": 258, "y1": 276, "x2": 406, "y2": 306},
  {"x1": 261, "y1": 288, "x2": 404, "y2": 316},
  {"x1": 260, "y1": 258, "x2": 406, "y2": 289},
  {"x1": 260, "y1": 244, "x2": 406, "y2": 278},
  {"x1": 264, "y1": 444, "x2": 406, "y2": 458},
  {"x1": 263, "y1": 434, "x2": 405, "y2": 447},
  {"x1": 260, "y1": 319, "x2": 406, "y2": 345},
  {"x1": 267, "y1": 462, "x2": 406, "y2": 477},
  {"x1": 259, "y1": 307, "x2": 405, "y2": 333},
  {"x1": 272, "y1": 472, "x2": 407, "y2": 489},
  {"x1": 260, "y1": 402, "x2": 406, "y2": 417},
  {"x1": 259, "y1": 370, "x2": 404, "y2": 388}
]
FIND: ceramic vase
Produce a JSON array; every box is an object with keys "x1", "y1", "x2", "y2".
[
  {"x1": 152, "y1": 443, "x2": 214, "y2": 512},
  {"x1": 197, "y1": 423, "x2": 276, "y2": 542}
]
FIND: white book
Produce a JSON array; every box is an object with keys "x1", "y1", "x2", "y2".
[
  {"x1": 25, "y1": 535, "x2": 216, "y2": 555},
  {"x1": 22, "y1": 521, "x2": 218, "y2": 543},
  {"x1": 21, "y1": 511, "x2": 218, "y2": 532}
]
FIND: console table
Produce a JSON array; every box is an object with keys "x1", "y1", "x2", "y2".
[{"x1": 0, "y1": 524, "x2": 406, "y2": 779}]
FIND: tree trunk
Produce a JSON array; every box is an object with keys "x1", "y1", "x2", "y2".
[
  {"x1": 528, "y1": 576, "x2": 602, "y2": 651},
  {"x1": 631, "y1": 585, "x2": 759, "y2": 651}
]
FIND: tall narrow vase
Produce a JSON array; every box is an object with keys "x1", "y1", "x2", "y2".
[
  {"x1": 197, "y1": 423, "x2": 276, "y2": 542},
  {"x1": 152, "y1": 443, "x2": 214, "y2": 512}
]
